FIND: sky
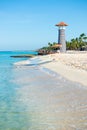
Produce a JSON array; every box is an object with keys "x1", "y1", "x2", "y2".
[{"x1": 0, "y1": 0, "x2": 87, "y2": 51}]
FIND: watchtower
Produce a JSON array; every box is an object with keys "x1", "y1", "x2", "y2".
[{"x1": 55, "y1": 22, "x2": 68, "y2": 52}]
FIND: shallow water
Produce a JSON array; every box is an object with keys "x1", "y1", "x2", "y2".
[{"x1": 0, "y1": 51, "x2": 87, "y2": 130}]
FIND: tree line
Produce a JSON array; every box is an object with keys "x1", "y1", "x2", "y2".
[
  {"x1": 66, "y1": 33, "x2": 87, "y2": 50},
  {"x1": 38, "y1": 33, "x2": 87, "y2": 55}
]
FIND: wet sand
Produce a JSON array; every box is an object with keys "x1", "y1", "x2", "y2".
[{"x1": 13, "y1": 63, "x2": 87, "y2": 130}]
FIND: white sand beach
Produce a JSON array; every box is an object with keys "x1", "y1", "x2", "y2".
[
  {"x1": 39, "y1": 51, "x2": 87, "y2": 86},
  {"x1": 14, "y1": 51, "x2": 87, "y2": 86}
]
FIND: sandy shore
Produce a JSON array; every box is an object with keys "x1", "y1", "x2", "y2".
[
  {"x1": 39, "y1": 51, "x2": 87, "y2": 86},
  {"x1": 14, "y1": 51, "x2": 87, "y2": 86}
]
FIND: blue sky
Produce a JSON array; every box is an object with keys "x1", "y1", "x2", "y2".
[{"x1": 0, "y1": 0, "x2": 87, "y2": 50}]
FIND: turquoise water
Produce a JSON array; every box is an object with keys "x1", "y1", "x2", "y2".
[
  {"x1": 0, "y1": 51, "x2": 38, "y2": 130},
  {"x1": 0, "y1": 51, "x2": 87, "y2": 130}
]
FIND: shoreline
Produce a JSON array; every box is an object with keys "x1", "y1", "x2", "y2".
[
  {"x1": 39, "y1": 52, "x2": 87, "y2": 86},
  {"x1": 14, "y1": 51, "x2": 87, "y2": 86},
  {"x1": 12, "y1": 51, "x2": 87, "y2": 129}
]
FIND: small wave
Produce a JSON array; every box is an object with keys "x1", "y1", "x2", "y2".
[{"x1": 14, "y1": 58, "x2": 52, "y2": 66}]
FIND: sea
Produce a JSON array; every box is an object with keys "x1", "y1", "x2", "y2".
[{"x1": 0, "y1": 51, "x2": 87, "y2": 130}]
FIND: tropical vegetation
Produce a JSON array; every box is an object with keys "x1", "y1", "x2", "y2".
[
  {"x1": 37, "y1": 33, "x2": 87, "y2": 55},
  {"x1": 66, "y1": 33, "x2": 87, "y2": 50}
]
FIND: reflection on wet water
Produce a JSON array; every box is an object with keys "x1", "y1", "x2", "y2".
[{"x1": 0, "y1": 65, "x2": 87, "y2": 130}]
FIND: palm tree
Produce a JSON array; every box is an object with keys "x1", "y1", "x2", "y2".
[
  {"x1": 48, "y1": 42, "x2": 52, "y2": 47},
  {"x1": 79, "y1": 33, "x2": 87, "y2": 49},
  {"x1": 80, "y1": 33, "x2": 86, "y2": 38},
  {"x1": 83, "y1": 36, "x2": 87, "y2": 44}
]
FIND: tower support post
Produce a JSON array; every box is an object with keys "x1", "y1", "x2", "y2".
[{"x1": 58, "y1": 28, "x2": 66, "y2": 52}]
